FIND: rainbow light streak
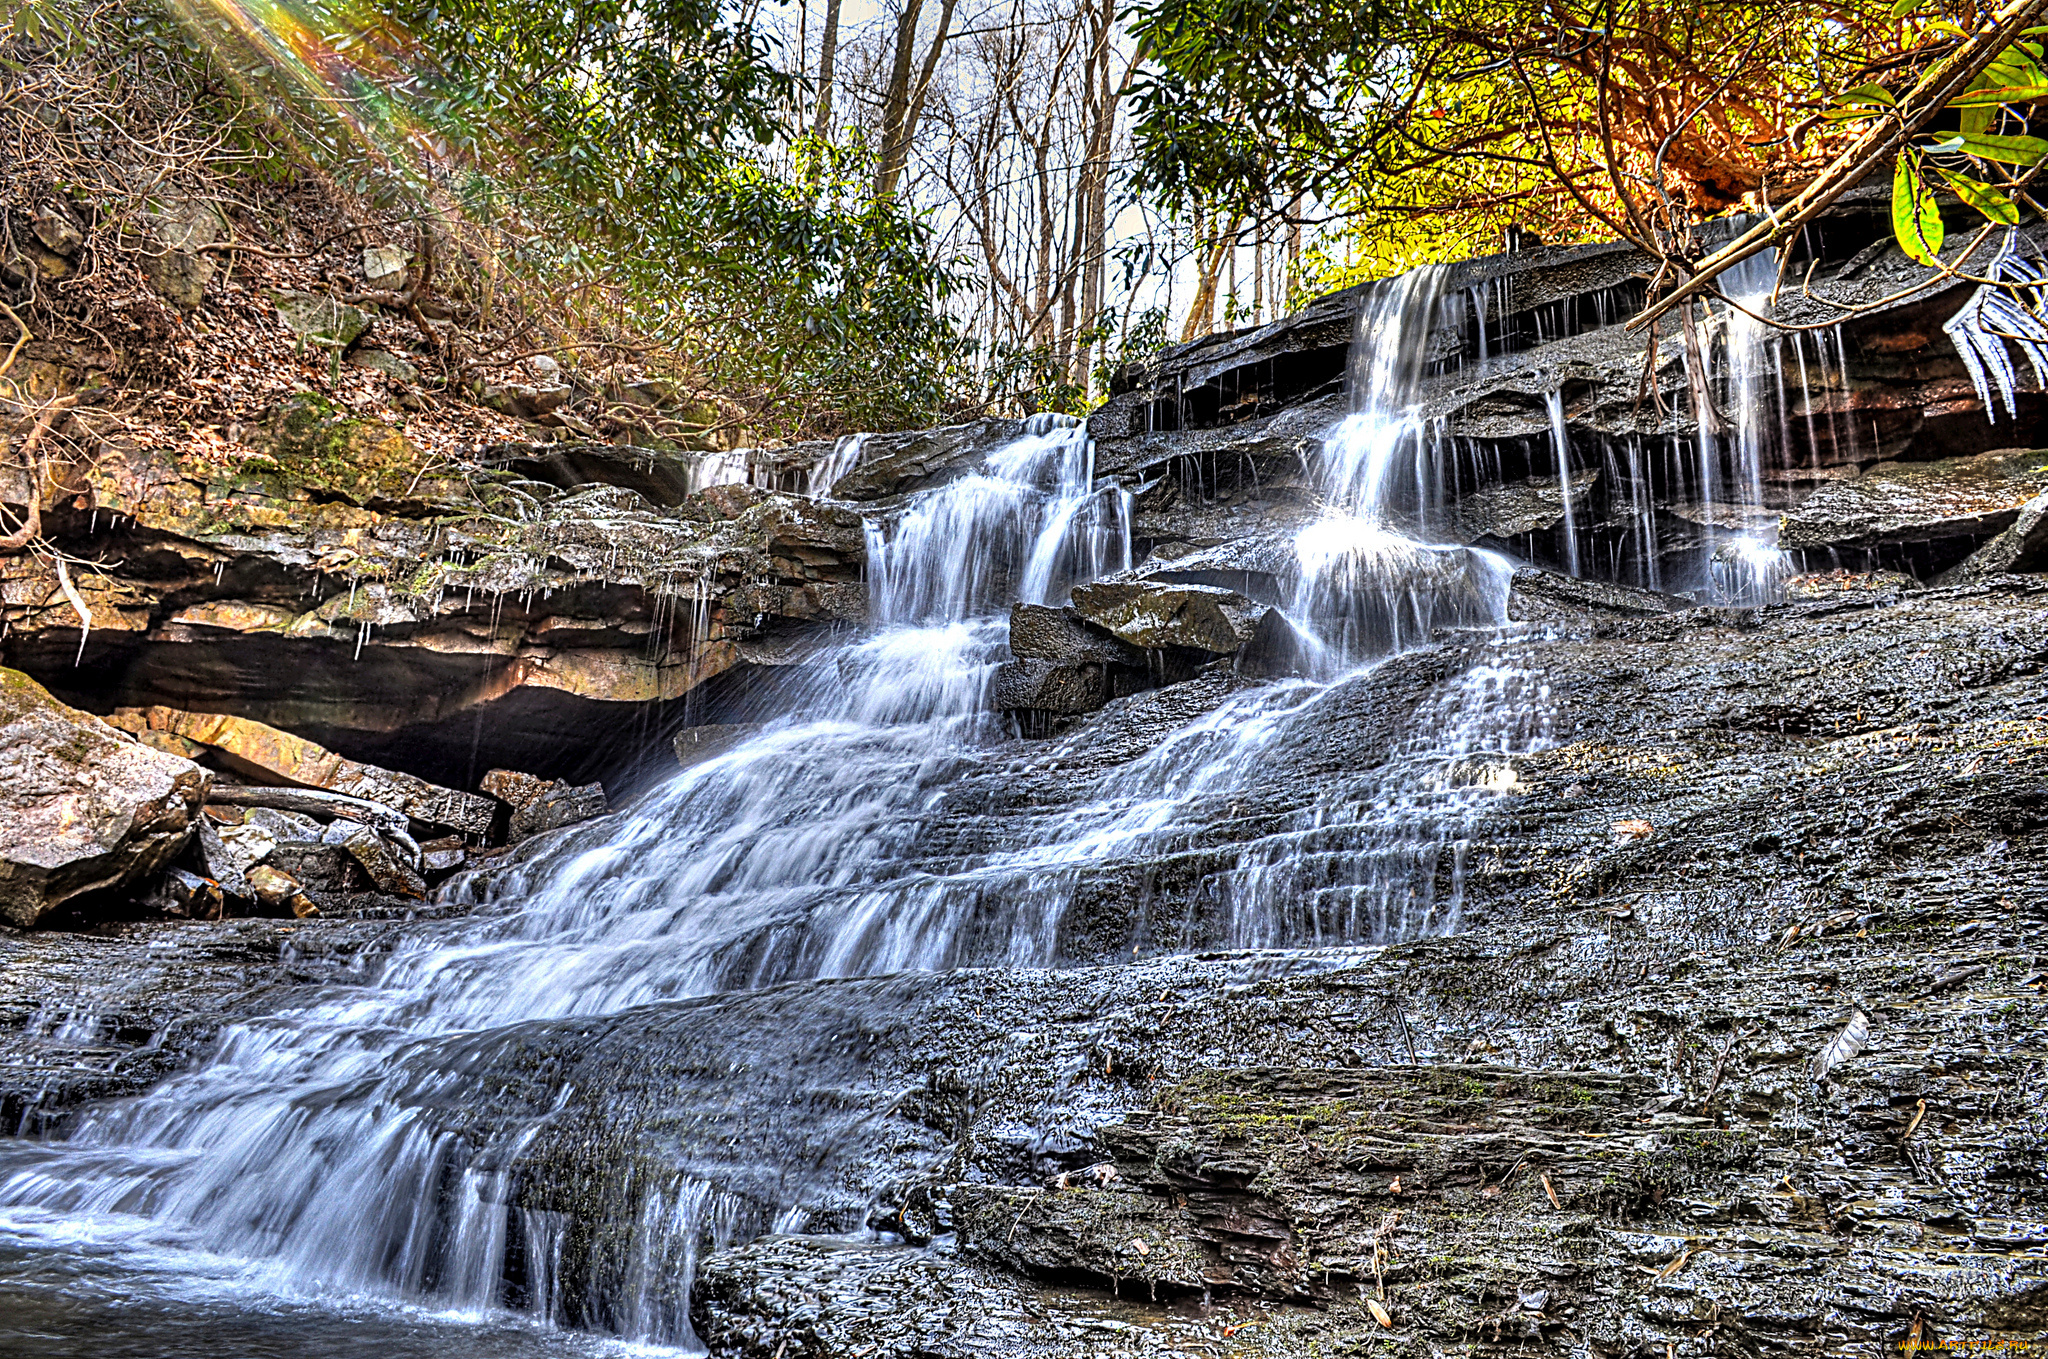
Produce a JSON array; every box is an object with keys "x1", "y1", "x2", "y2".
[{"x1": 167, "y1": 0, "x2": 464, "y2": 190}]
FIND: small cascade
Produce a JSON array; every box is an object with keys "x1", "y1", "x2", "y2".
[
  {"x1": 1544, "y1": 390, "x2": 1582, "y2": 577},
  {"x1": 1287, "y1": 266, "x2": 1515, "y2": 668},
  {"x1": 685, "y1": 448, "x2": 755, "y2": 495},
  {"x1": 807, "y1": 432, "x2": 868, "y2": 498},
  {"x1": 1684, "y1": 249, "x2": 1795, "y2": 603}
]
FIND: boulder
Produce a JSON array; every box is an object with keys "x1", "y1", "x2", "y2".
[
  {"x1": 1007, "y1": 604, "x2": 1147, "y2": 667},
  {"x1": 141, "y1": 199, "x2": 221, "y2": 308},
  {"x1": 271, "y1": 290, "x2": 373, "y2": 349},
  {"x1": 484, "y1": 768, "x2": 610, "y2": 842},
  {"x1": 513, "y1": 783, "x2": 608, "y2": 842},
  {"x1": 341, "y1": 825, "x2": 427, "y2": 898},
  {"x1": 1069, "y1": 580, "x2": 1264, "y2": 654},
  {"x1": 245, "y1": 863, "x2": 318, "y2": 917},
  {"x1": 193, "y1": 817, "x2": 251, "y2": 899},
  {"x1": 1234, "y1": 607, "x2": 1312, "y2": 679},
  {"x1": 348, "y1": 349, "x2": 421, "y2": 385},
  {"x1": 360, "y1": 244, "x2": 410, "y2": 289},
  {"x1": 1936, "y1": 489, "x2": 2048, "y2": 583},
  {"x1": 1778, "y1": 447, "x2": 2048, "y2": 552},
  {"x1": 264, "y1": 844, "x2": 357, "y2": 900},
  {"x1": 989, "y1": 658, "x2": 1108, "y2": 715},
  {"x1": 0, "y1": 669, "x2": 211, "y2": 928},
  {"x1": 109, "y1": 707, "x2": 494, "y2": 835},
  {"x1": 1505, "y1": 567, "x2": 1688, "y2": 622},
  {"x1": 1131, "y1": 534, "x2": 1299, "y2": 604},
  {"x1": 826, "y1": 418, "x2": 1032, "y2": 502},
  {"x1": 32, "y1": 201, "x2": 84, "y2": 256}
]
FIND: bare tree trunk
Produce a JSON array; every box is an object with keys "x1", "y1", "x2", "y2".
[
  {"x1": 812, "y1": 0, "x2": 844, "y2": 139},
  {"x1": 1073, "y1": 0, "x2": 1115, "y2": 392},
  {"x1": 1253, "y1": 229, "x2": 1264, "y2": 325},
  {"x1": 1181, "y1": 216, "x2": 1237, "y2": 343},
  {"x1": 874, "y1": 0, "x2": 958, "y2": 199}
]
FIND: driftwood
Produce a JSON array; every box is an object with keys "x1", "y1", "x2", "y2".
[{"x1": 206, "y1": 785, "x2": 424, "y2": 865}]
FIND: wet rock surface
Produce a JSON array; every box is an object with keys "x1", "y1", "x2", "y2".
[
  {"x1": 1, "y1": 405, "x2": 867, "y2": 792},
  {"x1": 1070, "y1": 580, "x2": 1265, "y2": 653},
  {"x1": 0, "y1": 916, "x2": 408, "y2": 1133},
  {"x1": 5, "y1": 576, "x2": 2039, "y2": 1353},
  {"x1": 1780, "y1": 447, "x2": 2048, "y2": 553},
  {"x1": 0, "y1": 670, "x2": 210, "y2": 928}
]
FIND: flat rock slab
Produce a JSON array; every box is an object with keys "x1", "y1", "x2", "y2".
[
  {"x1": 1008, "y1": 603, "x2": 1147, "y2": 667},
  {"x1": 110, "y1": 706, "x2": 493, "y2": 835},
  {"x1": 1779, "y1": 446, "x2": 2048, "y2": 551},
  {"x1": 1070, "y1": 580, "x2": 1263, "y2": 653},
  {"x1": 1939, "y1": 488, "x2": 2048, "y2": 582},
  {"x1": 0, "y1": 669, "x2": 210, "y2": 928}
]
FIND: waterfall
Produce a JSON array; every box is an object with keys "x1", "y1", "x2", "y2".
[
  {"x1": 1690, "y1": 247, "x2": 1795, "y2": 604},
  {"x1": 1289, "y1": 266, "x2": 1516, "y2": 667},
  {"x1": 0, "y1": 279, "x2": 1548, "y2": 1348}
]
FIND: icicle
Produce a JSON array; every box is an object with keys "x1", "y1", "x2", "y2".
[{"x1": 1942, "y1": 229, "x2": 2048, "y2": 422}]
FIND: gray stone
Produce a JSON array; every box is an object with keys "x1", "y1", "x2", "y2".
[
  {"x1": 1446, "y1": 466, "x2": 1601, "y2": 541},
  {"x1": 1505, "y1": 566, "x2": 1688, "y2": 621},
  {"x1": 1778, "y1": 447, "x2": 2048, "y2": 551},
  {"x1": 341, "y1": 826, "x2": 426, "y2": 898},
  {"x1": 0, "y1": 669, "x2": 211, "y2": 928},
  {"x1": 1233, "y1": 606, "x2": 1311, "y2": 679},
  {"x1": 264, "y1": 844, "x2": 356, "y2": 899},
  {"x1": 989, "y1": 658, "x2": 1106, "y2": 715},
  {"x1": 272, "y1": 290, "x2": 373, "y2": 349},
  {"x1": 31, "y1": 201, "x2": 83, "y2": 256},
  {"x1": 360, "y1": 244, "x2": 410, "y2": 289},
  {"x1": 510, "y1": 782, "x2": 609, "y2": 842},
  {"x1": 1133, "y1": 533, "x2": 1299, "y2": 604},
  {"x1": 242, "y1": 806, "x2": 323, "y2": 843},
  {"x1": 348, "y1": 349, "x2": 421, "y2": 384},
  {"x1": 26, "y1": 241, "x2": 74, "y2": 281},
  {"x1": 1936, "y1": 488, "x2": 2048, "y2": 582},
  {"x1": 193, "y1": 817, "x2": 250, "y2": 900},
  {"x1": 1007, "y1": 604, "x2": 1146, "y2": 666},
  {"x1": 1070, "y1": 580, "x2": 1264, "y2": 653},
  {"x1": 827, "y1": 418, "x2": 1033, "y2": 503},
  {"x1": 143, "y1": 249, "x2": 211, "y2": 308},
  {"x1": 141, "y1": 200, "x2": 222, "y2": 309}
]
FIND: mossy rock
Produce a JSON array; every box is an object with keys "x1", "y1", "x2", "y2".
[
  {"x1": 243, "y1": 394, "x2": 429, "y2": 506},
  {"x1": 271, "y1": 290, "x2": 373, "y2": 349}
]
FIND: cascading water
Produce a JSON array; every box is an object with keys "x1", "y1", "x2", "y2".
[
  {"x1": 0, "y1": 278, "x2": 1551, "y2": 1351},
  {"x1": 1289, "y1": 266, "x2": 1517, "y2": 667}
]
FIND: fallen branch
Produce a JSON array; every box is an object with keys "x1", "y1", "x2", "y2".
[
  {"x1": 0, "y1": 392, "x2": 80, "y2": 552},
  {"x1": 208, "y1": 785, "x2": 425, "y2": 865},
  {"x1": 1629, "y1": 0, "x2": 2048, "y2": 332}
]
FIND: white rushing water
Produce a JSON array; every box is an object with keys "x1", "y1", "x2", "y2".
[{"x1": 0, "y1": 277, "x2": 1554, "y2": 1349}]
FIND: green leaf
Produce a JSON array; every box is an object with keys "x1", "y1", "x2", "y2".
[
  {"x1": 1962, "y1": 101, "x2": 1995, "y2": 136},
  {"x1": 1947, "y1": 83, "x2": 2048, "y2": 105},
  {"x1": 1893, "y1": 151, "x2": 1945, "y2": 265},
  {"x1": 1839, "y1": 82, "x2": 1897, "y2": 106},
  {"x1": 1952, "y1": 132, "x2": 2048, "y2": 164},
  {"x1": 1937, "y1": 169, "x2": 2022, "y2": 223},
  {"x1": 1891, "y1": 0, "x2": 1922, "y2": 12}
]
